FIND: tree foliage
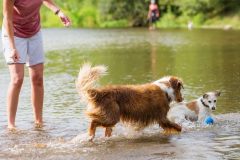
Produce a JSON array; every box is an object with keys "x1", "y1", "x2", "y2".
[
  {"x1": 0, "y1": 0, "x2": 240, "y2": 28},
  {"x1": 98, "y1": 0, "x2": 149, "y2": 27}
]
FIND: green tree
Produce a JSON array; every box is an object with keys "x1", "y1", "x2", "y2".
[
  {"x1": 99, "y1": 0, "x2": 150, "y2": 27},
  {"x1": 0, "y1": 0, "x2": 240, "y2": 28}
]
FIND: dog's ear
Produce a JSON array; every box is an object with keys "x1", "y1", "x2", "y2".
[
  {"x1": 215, "y1": 91, "x2": 221, "y2": 97},
  {"x1": 178, "y1": 81, "x2": 184, "y2": 89},
  {"x1": 203, "y1": 93, "x2": 209, "y2": 99},
  {"x1": 169, "y1": 77, "x2": 176, "y2": 89},
  {"x1": 169, "y1": 77, "x2": 183, "y2": 89}
]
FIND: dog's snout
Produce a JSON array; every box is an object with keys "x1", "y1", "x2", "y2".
[{"x1": 212, "y1": 107, "x2": 216, "y2": 110}]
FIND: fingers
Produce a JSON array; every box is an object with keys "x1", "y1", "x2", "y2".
[
  {"x1": 60, "y1": 16, "x2": 71, "y2": 27},
  {"x1": 61, "y1": 16, "x2": 71, "y2": 27},
  {"x1": 10, "y1": 49, "x2": 20, "y2": 63},
  {"x1": 10, "y1": 55, "x2": 19, "y2": 62},
  {"x1": 15, "y1": 53, "x2": 20, "y2": 62},
  {"x1": 64, "y1": 17, "x2": 71, "y2": 27},
  {"x1": 58, "y1": 11, "x2": 71, "y2": 27}
]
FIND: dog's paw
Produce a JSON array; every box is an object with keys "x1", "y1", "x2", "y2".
[
  {"x1": 87, "y1": 135, "x2": 95, "y2": 142},
  {"x1": 162, "y1": 128, "x2": 181, "y2": 135}
]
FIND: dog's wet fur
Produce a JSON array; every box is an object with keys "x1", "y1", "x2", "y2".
[{"x1": 76, "y1": 63, "x2": 184, "y2": 140}]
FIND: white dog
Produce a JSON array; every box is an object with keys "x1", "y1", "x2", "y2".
[{"x1": 167, "y1": 91, "x2": 221, "y2": 125}]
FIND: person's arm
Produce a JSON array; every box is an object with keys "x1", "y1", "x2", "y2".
[
  {"x1": 156, "y1": 5, "x2": 160, "y2": 17},
  {"x1": 3, "y1": 0, "x2": 20, "y2": 62},
  {"x1": 147, "y1": 5, "x2": 151, "y2": 19},
  {"x1": 43, "y1": 0, "x2": 71, "y2": 27}
]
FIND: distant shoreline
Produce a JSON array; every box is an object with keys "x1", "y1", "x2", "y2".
[{"x1": 0, "y1": 16, "x2": 239, "y2": 30}]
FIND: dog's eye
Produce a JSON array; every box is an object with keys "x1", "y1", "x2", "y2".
[
  {"x1": 208, "y1": 101, "x2": 211, "y2": 103},
  {"x1": 214, "y1": 100, "x2": 216, "y2": 103}
]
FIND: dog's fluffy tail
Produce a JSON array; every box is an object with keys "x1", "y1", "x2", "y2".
[{"x1": 76, "y1": 63, "x2": 107, "y2": 102}]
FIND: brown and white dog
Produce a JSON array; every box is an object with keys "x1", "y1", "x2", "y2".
[
  {"x1": 76, "y1": 63, "x2": 184, "y2": 140},
  {"x1": 167, "y1": 91, "x2": 221, "y2": 124}
]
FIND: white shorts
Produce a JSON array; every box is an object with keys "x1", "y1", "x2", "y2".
[{"x1": 1, "y1": 28, "x2": 44, "y2": 67}]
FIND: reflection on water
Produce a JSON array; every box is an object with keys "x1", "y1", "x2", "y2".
[{"x1": 0, "y1": 28, "x2": 240, "y2": 159}]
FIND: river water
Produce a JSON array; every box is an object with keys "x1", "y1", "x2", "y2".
[{"x1": 0, "y1": 28, "x2": 239, "y2": 160}]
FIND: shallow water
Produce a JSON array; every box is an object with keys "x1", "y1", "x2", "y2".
[{"x1": 0, "y1": 28, "x2": 240, "y2": 159}]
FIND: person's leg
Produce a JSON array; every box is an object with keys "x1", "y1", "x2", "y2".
[
  {"x1": 152, "y1": 22, "x2": 156, "y2": 30},
  {"x1": 149, "y1": 18, "x2": 153, "y2": 30},
  {"x1": 7, "y1": 64, "x2": 25, "y2": 129},
  {"x1": 28, "y1": 63, "x2": 44, "y2": 126},
  {"x1": 27, "y1": 31, "x2": 45, "y2": 127},
  {"x1": 2, "y1": 27, "x2": 28, "y2": 129}
]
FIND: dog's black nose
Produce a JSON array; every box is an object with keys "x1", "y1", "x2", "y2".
[{"x1": 212, "y1": 107, "x2": 216, "y2": 110}]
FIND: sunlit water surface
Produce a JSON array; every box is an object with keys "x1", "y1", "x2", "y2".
[{"x1": 0, "y1": 28, "x2": 240, "y2": 159}]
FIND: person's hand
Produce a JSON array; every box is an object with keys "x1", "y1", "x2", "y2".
[
  {"x1": 10, "y1": 49, "x2": 20, "y2": 63},
  {"x1": 58, "y1": 11, "x2": 71, "y2": 27}
]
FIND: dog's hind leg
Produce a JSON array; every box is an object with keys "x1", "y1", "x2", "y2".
[
  {"x1": 159, "y1": 118, "x2": 182, "y2": 134},
  {"x1": 88, "y1": 121, "x2": 100, "y2": 141},
  {"x1": 101, "y1": 101, "x2": 120, "y2": 138},
  {"x1": 105, "y1": 127, "x2": 113, "y2": 137}
]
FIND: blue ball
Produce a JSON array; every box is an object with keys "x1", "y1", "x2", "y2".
[{"x1": 204, "y1": 116, "x2": 214, "y2": 125}]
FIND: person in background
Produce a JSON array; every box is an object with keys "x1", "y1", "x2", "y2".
[
  {"x1": 147, "y1": 0, "x2": 160, "y2": 30},
  {"x1": 2, "y1": 0, "x2": 71, "y2": 130}
]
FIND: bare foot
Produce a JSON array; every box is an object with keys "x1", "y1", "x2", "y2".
[
  {"x1": 35, "y1": 122, "x2": 43, "y2": 129},
  {"x1": 8, "y1": 125, "x2": 17, "y2": 132}
]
